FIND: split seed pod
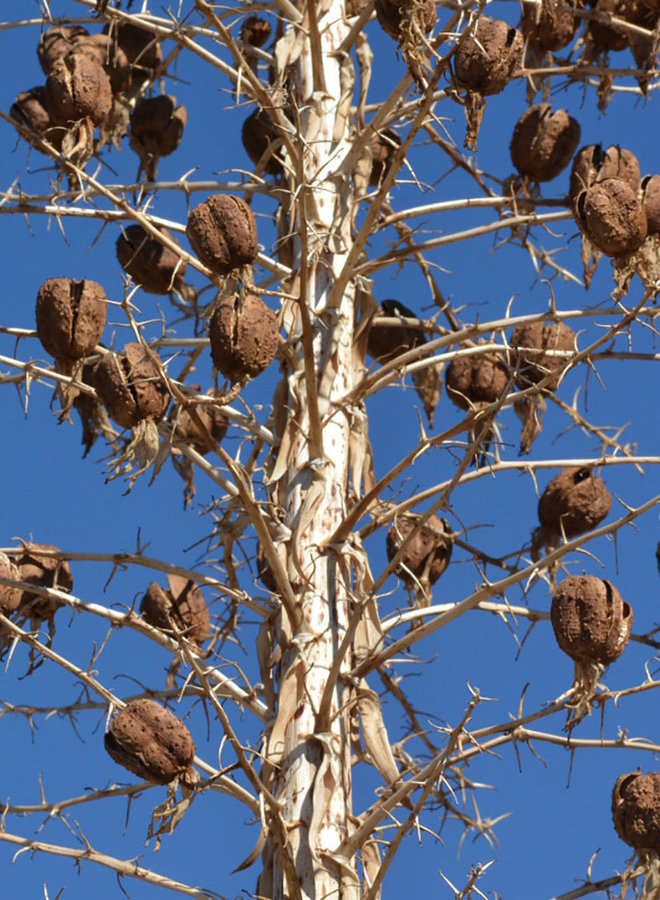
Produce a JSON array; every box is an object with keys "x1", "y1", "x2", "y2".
[
  {"x1": 642, "y1": 175, "x2": 660, "y2": 234},
  {"x1": 15, "y1": 542, "x2": 73, "y2": 624},
  {"x1": 454, "y1": 17, "x2": 523, "y2": 95},
  {"x1": 367, "y1": 300, "x2": 423, "y2": 363},
  {"x1": 375, "y1": 0, "x2": 437, "y2": 41},
  {"x1": 386, "y1": 514, "x2": 453, "y2": 588},
  {"x1": 538, "y1": 466, "x2": 612, "y2": 538},
  {"x1": 510, "y1": 105, "x2": 581, "y2": 182},
  {"x1": 569, "y1": 144, "x2": 641, "y2": 208},
  {"x1": 187, "y1": 194, "x2": 258, "y2": 275},
  {"x1": 45, "y1": 53, "x2": 112, "y2": 126},
  {"x1": 510, "y1": 320, "x2": 576, "y2": 390},
  {"x1": 105, "y1": 22, "x2": 162, "y2": 87},
  {"x1": 209, "y1": 293, "x2": 279, "y2": 382},
  {"x1": 93, "y1": 342, "x2": 169, "y2": 429},
  {"x1": 445, "y1": 352, "x2": 509, "y2": 409},
  {"x1": 242, "y1": 108, "x2": 286, "y2": 176},
  {"x1": 141, "y1": 576, "x2": 210, "y2": 648},
  {"x1": 613, "y1": 772, "x2": 660, "y2": 854},
  {"x1": 36, "y1": 277, "x2": 107, "y2": 363},
  {"x1": 116, "y1": 225, "x2": 187, "y2": 295},
  {"x1": 130, "y1": 95, "x2": 187, "y2": 178},
  {"x1": 104, "y1": 698, "x2": 196, "y2": 785},
  {"x1": 519, "y1": 1, "x2": 580, "y2": 52},
  {"x1": 575, "y1": 177, "x2": 648, "y2": 256},
  {"x1": 551, "y1": 575, "x2": 632, "y2": 666},
  {"x1": 240, "y1": 15, "x2": 272, "y2": 47},
  {"x1": 10, "y1": 87, "x2": 65, "y2": 152},
  {"x1": 0, "y1": 552, "x2": 21, "y2": 617},
  {"x1": 369, "y1": 129, "x2": 402, "y2": 187},
  {"x1": 37, "y1": 25, "x2": 89, "y2": 74}
]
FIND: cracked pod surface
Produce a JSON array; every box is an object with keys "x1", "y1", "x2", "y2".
[
  {"x1": 538, "y1": 467, "x2": 612, "y2": 538},
  {"x1": 44, "y1": 52, "x2": 112, "y2": 126},
  {"x1": 569, "y1": 144, "x2": 641, "y2": 208},
  {"x1": 510, "y1": 320, "x2": 576, "y2": 390},
  {"x1": 519, "y1": 0, "x2": 580, "y2": 52},
  {"x1": 551, "y1": 575, "x2": 632, "y2": 665},
  {"x1": 141, "y1": 576, "x2": 210, "y2": 648},
  {"x1": 367, "y1": 300, "x2": 423, "y2": 363},
  {"x1": 454, "y1": 17, "x2": 523, "y2": 95},
  {"x1": 375, "y1": 0, "x2": 437, "y2": 41},
  {"x1": 209, "y1": 293, "x2": 278, "y2": 381},
  {"x1": 576, "y1": 178, "x2": 648, "y2": 256},
  {"x1": 0, "y1": 552, "x2": 21, "y2": 616},
  {"x1": 116, "y1": 224, "x2": 187, "y2": 295},
  {"x1": 15, "y1": 543, "x2": 73, "y2": 624},
  {"x1": 186, "y1": 194, "x2": 258, "y2": 276},
  {"x1": 36, "y1": 277, "x2": 107, "y2": 362},
  {"x1": 386, "y1": 514, "x2": 453, "y2": 587},
  {"x1": 510, "y1": 105, "x2": 581, "y2": 182},
  {"x1": 104, "y1": 698, "x2": 196, "y2": 785},
  {"x1": 130, "y1": 95, "x2": 187, "y2": 165},
  {"x1": 613, "y1": 772, "x2": 660, "y2": 854},
  {"x1": 93, "y1": 342, "x2": 169, "y2": 430},
  {"x1": 445, "y1": 351, "x2": 509, "y2": 410}
]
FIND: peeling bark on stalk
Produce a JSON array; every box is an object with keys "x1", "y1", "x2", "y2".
[{"x1": 262, "y1": 2, "x2": 363, "y2": 898}]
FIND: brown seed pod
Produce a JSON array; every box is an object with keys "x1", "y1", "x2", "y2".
[
  {"x1": 510, "y1": 105, "x2": 581, "y2": 182},
  {"x1": 209, "y1": 293, "x2": 279, "y2": 382},
  {"x1": 69, "y1": 33, "x2": 131, "y2": 95},
  {"x1": 186, "y1": 195, "x2": 259, "y2": 275},
  {"x1": 386, "y1": 514, "x2": 453, "y2": 588},
  {"x1": 141, "y1": 575, "x2": 210, "y2": 648},
  {"x1": 15, "y1": 542, "x2": 73, "y2": 624},
  {"x1": 10, "y1": 86, "x2": 65, "y2": 153},
  {"x1": 130, "y1": 95, "x2": 187, "y2": 170},
  {"x1": 0, "y1": 552, "x2": 22, "y2": 616},
  {"x1": 105, "y1": 22, "x2": 162, "y2": 84},
  {"x1": 367, "y1": 300, "x2": 424, "y2": 363},
  {"x1": 171, "y1": 397, "x2": 228, "y2": 454},
  {"x1": 551, "y1": 575, "x2": 632, "y2": 665},
  {"x1": 375, "y1": 0, "x2": 437, "y2": 41},
  {"x1": 613, "y1": 772, "x2": 660, "y2": 854},
  {"x1": 538, "y1": 466, "x2": 612, "y2": 537},
  {"x1": 369, "y1": 129, "x2": 402, "y2": 187},
  {"x1": 36, "y1": 277, "x2": 107, "y2": 362},
  {"x1": 37, "y1": 25, "x2": 89, "y2": 75},
  {"x1": 569, "y1": 144, "x2": 641, "y2": 207},
  {"x1": 93, "y1": 343, "x2": 169, "y2": 429},
  {"x1": 510, "y1": 320, "x2": 576, "y2": 390},
  {"x1": 588, "y1": 0, "x2": 631, "y2": 50},
  {"x1": 256, "y1": 542, "x2": 278, "y2": 593},
  {"x1": 454, "y1": 17, "x2": 523, "y2": 95},
  {"x1": 576, "y1": 177, "x2": 648, "y2": 256},
  {"x1": 241, "y1": 108, "x2": 286, "y2": 176},
  {"x1": 45, "y1": 53, "x2": 113, "y2": 126},
  {"x1": 104, "y1": 698, "x2": 196, "y2": 785},
  {"x1": 116, "y1": 225, "x2": 187, "y2": 295},
  {"x1": 519, "y1": 0, "x2": 581, "y2": 52},
  {"x1": 240, "y1": 15, "x2": 272, "y2": 47},
  {"x1": 445, "y1": 351, "x2": 509, "y2": 409},
  {"x1": 642, "y1": 175, "x2": 660, "y2": 234}
]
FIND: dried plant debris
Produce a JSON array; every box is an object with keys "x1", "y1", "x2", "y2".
[
  {"x1": 209, "y1": 292, "x2": 279, "y2": 381},
  {"x1": 105, "y1": 698, "x2": 196, "y2": 785},
  {"x1": 129, "y1": 95, "x2": 187, "y2": 180},
  {"x1": 36, "y1": 277, "x2": 107, "y2": 364},
  {"x1": 187, "y1": 194, "x2": 259, "y2": 276},
  {"x1": 141, "y1": 576, "x2": 210, "y2": 649},
  {"x1": 510, "y1": 105, "x2": 581, "y2": 182},
  {"x1": 519, "y1": 0, "x2": 581, "y2": 52},
  {"x1": 116, "y1": 225, "x2": 187, "y2": 295},
  {"x1": 386, "y1": 512, "x2": 453, "y2": 599},
  {"x1": 533, "y1": 466, "x2": 612, "y2": 558}
]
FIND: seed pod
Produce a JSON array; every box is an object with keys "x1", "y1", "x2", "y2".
[
  {"x1": 367, "y1": 300, "x2": 423, "y2": 363},
  {"x1": 93, "y1": 343, "x2": 169, "y2": 429},
  {"x1": 130, "y1": 95, "x2": 187, "y2": 170},
  {"x1": 105, "y1": 22, "x2": 162, "y2": 85},
  {"x1": 209, "y1": 293, "x2": 278, "y2": 381},
  {"x1": 240, "y1": 15, "x2": 272, "y2": 47},
  {"x1": 386, "y1": 514, "x2": 453, "y2": 587},
  {"x1": 104, "y1": 698, "x2": 196, "y2": 785},
  {"x1": 369, "y1": 129, "x2": 402, "y2": 187},
  {"x1": 510, "y1": 105, "x2": 581, "y2": 182},
  {"x1": 538, "y1": 467, "x2": 612, "y2": 537},
  {"x1": 519, "y1": 1, "x2": 580, "y2": 52},
  {"x1": 45, "y1": 53, "x2": 112, "y2": 126},
  {"x1": 445, "y1": 351, "x2": 509, "y2": 409},
  {"x1": 141, "y1": 576, "x2": 210, "y2": 648},
  {"x1": 36, "y1": 277, "x2": 107, "y2": 362},
  {"x1": 187, "y1": 195, "x2": 259, "y2": 275},
  {"x1": 642, "y1": 175, "x2": 660, "y2": 234},
  {"x1": 510, "y1": 320, "x2": 576, "y2": 390},
  {"x1": 576, "y1": 177, "x2": 648, "y2": 256},
  {"x1": 551, "y1": 575, "x2": 632, "y2": 665},
  {"x1": 15, "y1": 542, "x2": 73, "y2": 623},
  {"x1": 256, "y1": 542, "x2": 278, "y2": 593},
  {"x1": 0, "y1": 552, "x2": 21, "y2": 616},
  {"x1": 171, "y1": 397, "x2": 228, "y2": 454},
  {"x1": 375, "y1": 0, "x2": 437, "y2": 41},
  {"x1": 37, "y1": 25, "x2": 89, "y2": 74},
  {"x1": 10, "y1": 86, "x2": 65, "y2": 152},
  {"x1": 613, "y1": 772, "x2": 660, "y2": 853},
  {"x1": 569, "y1": 144, "x2": 641, "y2": 207},
  {"x1": 241, "y1": 108, "x2": 285, "y2": 176},
  {"x1": 116, "y1": 225, "x2": 187, "y2": 295},
  {"x1": 454, "y1": 17, "x2": 523, "y2": 95},
  {"x1": 589, "y1": 0, "x2": 631, "y2": 50}
]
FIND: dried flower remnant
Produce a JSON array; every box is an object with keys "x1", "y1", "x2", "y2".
[
  {"x1": 209, "y1": 292, "x2": 279, "y2": 382},
  {"x1": 35, "y1": 277, "x2": 107, "y2": 364},
  {"x1": 386, "y1": 513, "x2": 453, "y2": 603},
  {"x1": 105, "y1": 699, "x2": 196, "y2": 785},
  {"x1": 44, "y1": 53, "x2": 113, "y2": 126},
  {"x1": 187, "y1": 195, "x2": 259, "y2": 276},
  {"x1": 533, "y1": 466, "x2": 612, "y2": 558},
  {"x1": 510, "y1": 105, "x2": 581, "y2": 182},
  {"x1": 116, "y1": 225, "x2": 187, "y2": 295},
  {"x1": 552, "y1": 575, "x2": 632, "y2": 727},
  {"x1": 129, "y1": 95, "x2": 187, "y2": 180},
  {"x1": 575, "y1": 178, "x2": 648, "y2": 257},
  {"x1": 141, "y1": 576, "x2": 211, "y2": 649}
]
